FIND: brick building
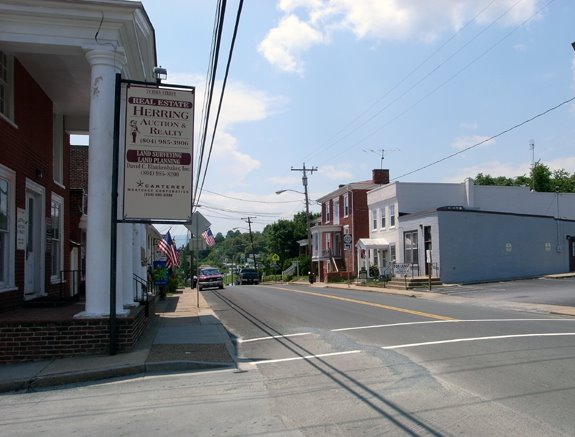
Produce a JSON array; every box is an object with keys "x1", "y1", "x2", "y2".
[
  {"x1": 312, "y1": 169, "x2": 390, "y2": 281},
  {"x1": 0, "y1": 0, "x2": 162, "y2": 362}
]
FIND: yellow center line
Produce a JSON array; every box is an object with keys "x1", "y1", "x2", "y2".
[{"x1": 267, "y1": 286, "x2": 457, "y2": 321}]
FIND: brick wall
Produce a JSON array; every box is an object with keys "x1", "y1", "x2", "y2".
[
  {"x1": 0, "y1": 58, "x2": 74, "y2": 309},
  {"x1": 70, "y1": 145, "x2": 89, "y2": 190},
  {"x1": 0, "y1": 301, "x2": 155, "y2": 364}
]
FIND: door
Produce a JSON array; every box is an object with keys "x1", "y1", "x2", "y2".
[
  {"x1": 424, "y1": 226, "x2": 432, "y2": 276},
  {"x1": 24, "y1": 189, "x2": 43, "y2": 299},
  {"x1": 569, "y1": 237, "x2": 575, "y2": 272}
]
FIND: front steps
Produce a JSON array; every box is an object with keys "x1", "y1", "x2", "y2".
[{"x1": 384, "y1": 276, "x2": 442, "y2": 290}]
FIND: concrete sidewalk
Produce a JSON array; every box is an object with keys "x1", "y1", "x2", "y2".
[{"x1": 0, "y1": 288, "x2": 236, "y2": 393}]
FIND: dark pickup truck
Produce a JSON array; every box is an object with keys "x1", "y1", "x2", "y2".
[{"x1": 239, "y1": 268, "x2": 261, "y2": 285}]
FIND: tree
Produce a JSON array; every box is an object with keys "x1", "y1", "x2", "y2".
[
  {"x1": 265, "y1": 219, "x2": 299, "y2": 271},
  {"x1": 474, "y1": 162, "x2": 575, "y2": 193},
  {"x1": 531, "y1": 162, "x2": 552, "y2": 192}
]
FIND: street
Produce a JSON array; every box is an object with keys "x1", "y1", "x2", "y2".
[{"x1": 1, "y1": 280, "x2": 575, "y2": 436}]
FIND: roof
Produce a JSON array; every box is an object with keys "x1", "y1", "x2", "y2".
[{"x1": 317, "y1": 181, "x2": 380, "y2": 202}]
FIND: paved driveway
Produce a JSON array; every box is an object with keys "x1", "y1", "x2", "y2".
[{"x1": 434, "y1": 276, "x2": 575, "y2": 307}]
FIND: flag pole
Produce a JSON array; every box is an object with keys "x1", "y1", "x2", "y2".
[{"x1": 196, "y1": 218, "x2": 200, "y2": 308}]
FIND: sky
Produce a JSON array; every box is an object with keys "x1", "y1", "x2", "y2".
[{"x1": 105, "y1": 0, "x2": 575, "y2": 244}]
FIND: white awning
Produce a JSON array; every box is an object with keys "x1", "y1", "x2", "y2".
[{"x1": 356, "y1": 238, "x2": 389, "y2": 250}]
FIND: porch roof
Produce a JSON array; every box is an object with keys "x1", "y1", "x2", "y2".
[{"x1": 356, "y1": 238, "x2": 389, "y2": 250}]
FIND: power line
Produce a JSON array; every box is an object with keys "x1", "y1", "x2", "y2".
[
  {"x1": 202, "y1": 188, "x2": 303, "y2": 204},
  {"x1": 195, "y1": 0, "x2": 244, "y2": 208},
  {"x1": 301, "y1": 0, "x2": 517, "y2": 163},
  {"x1": 392, "y1": 95, "x2": 575, "y2": 181},
  {"x1": 303, "y1": 0, "x2": 556, "y2": 167},
  {"x1": 194, "y1": 0, "x2": 227, "y2": 207}
]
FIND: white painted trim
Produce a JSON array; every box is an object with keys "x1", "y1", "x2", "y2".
[
  {"x1": 0, "y1": 164, "x2": 16, "y2": 291},
  {"x1": 25, "y1": 178, "x2": 46, "y2": 297}
]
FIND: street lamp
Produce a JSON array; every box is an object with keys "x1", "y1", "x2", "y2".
[
  {"x1": 153, "y1": 66, "x2": 167, "y2": 84},
  {"x1": 276, "y1": 188, "x2": 312, "y2": 265},
  {"x1": 275, "y1": 189, "x2": 304, "y2": 195}
]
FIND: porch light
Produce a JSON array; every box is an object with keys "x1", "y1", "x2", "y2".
[{"x1": 153, "y1": 66, "x2": 167, "y2": 83}]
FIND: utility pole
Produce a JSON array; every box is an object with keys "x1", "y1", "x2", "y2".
[
  {"x1": 242, "y1": 216, "x2": 258, "y2": 271},
  {"x1": 291, "y1": 163, "x2": 317, "y2": 275}
]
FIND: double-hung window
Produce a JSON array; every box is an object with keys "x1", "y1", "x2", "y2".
[
  {"x1": 389, "y1": 204, "x2": 396, "y2": 227},
  {"x1": 0, "y1": 51, "x2": 14, "y2": 121},
  {"x1": 343, "y1": 193, "x2": 349, "y2": 217},
  {"x1": 381, "y1": 207, "x2": 386, "y2": 229},
  {"x1": 333, "y1": 198, "x2": 340, "y2": 225},
  {"x1": 404, "y1": 230, "x2": 419, "y2": 264}
]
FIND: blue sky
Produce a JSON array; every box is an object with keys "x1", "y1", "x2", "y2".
[{"x1": 129, "y1": 0, "x2": 575, "y2": 243}]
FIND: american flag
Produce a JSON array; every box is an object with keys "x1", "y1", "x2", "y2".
[
  {"x1": 201, "y1": 227, "x2": 216, "y2": 247},
  {"x1": 157, "y1": 231, "x2": 180, "y2": 268}
]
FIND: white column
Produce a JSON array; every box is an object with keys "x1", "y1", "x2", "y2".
[
  {"x1": 121, "y1": 223, "x2": 136, "y2": 307},
  {"x1": 83, "y1": 47, "x2": 126, "y2": 316},
  {"x1": 118, "y1": 223, "x2": 135, "y2": 307}
]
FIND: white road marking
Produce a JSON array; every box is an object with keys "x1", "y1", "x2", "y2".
[
  {"x1": 238, "y1": 332, "x2": 312, "y2": 343},
  {"x1": 331, "y1": 320, "x2": 458, "y2": 331},
  {"x1": 382, "y1": 332, "x2": 575, "y2": 350},
  {"x1": 240, "y1": 318, "x2": 575, "y2": 343},
  {"x1": 254, "y1": 350, "x2": 361, "y2": 365}
]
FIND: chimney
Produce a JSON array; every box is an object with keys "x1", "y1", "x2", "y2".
[{"x1": 372, "y1": 169, "x2": 389, "y2": 185}]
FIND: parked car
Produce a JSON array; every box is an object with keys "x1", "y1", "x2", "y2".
[
  {"x1": 239, "y1": 268, "x2": 261, "y2": 285},
  {"x1": 196, "y1": 266, "x2": 224, "y2": 290}
]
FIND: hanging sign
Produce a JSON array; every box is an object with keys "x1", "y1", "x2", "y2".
[{"x1": 123, "y1": 85, "x2": 194, "y2": 221}]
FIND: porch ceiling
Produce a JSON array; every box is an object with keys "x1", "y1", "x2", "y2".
[
  {"x1": 13, "y1": 48, "x2": 92, "y2": 119},
  {"x1": 311, "y1": 224, "x2": 341, "y2": 234},
  {"x1": 0, "y1": 0, "x2": 158, "y2": 132}
]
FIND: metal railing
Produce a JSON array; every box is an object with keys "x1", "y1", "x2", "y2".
[
  {"x1": 133, "y1": 273, "x2": 156, "y2": 303},
  {"x1": 379, "y1": 262, "x2": 440, "y2": 280},
  {"x1": 133, "y1": 273, "x2": 157, "y2": 317},
  {"x1": 282, "y1": 261, "x2": 299, "y2": 279}
]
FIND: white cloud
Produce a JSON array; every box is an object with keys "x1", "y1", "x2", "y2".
[
  {"x1": 320, "y1": 164, "x2": 353, "y2": 180},
  {"x1": 260, "y1": 0, "x2": 540, "y2": 73},
  {"x1": 215, "y1": 83, "x2": 288, "y2": 128},
  {"x1": 169, "y1": 73, "x2": 286, "y2": 185},
  {"x1": 547, "y1": 156, "x2": 575, "y2": 174},
  {"x1": 450, "y1": 135, "x2": 494, "y2": 150},
  {"x1": 210, "y1": 131, "x2": 261, "y2": 182},
  {"x1": 258, "y1": 14, "x2": 325, "y2": 74}
]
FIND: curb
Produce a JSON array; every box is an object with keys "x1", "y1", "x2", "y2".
[{"x1": 0, "y1": 359, "x2": 237, "y2": 394}]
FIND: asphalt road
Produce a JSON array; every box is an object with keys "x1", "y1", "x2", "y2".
[
  {"x1": 2, "y1": 279, "x2": 574, "y2": 436},
  {"x1": 203, "y1": 282, "x2": 575, "y2": 435}
]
